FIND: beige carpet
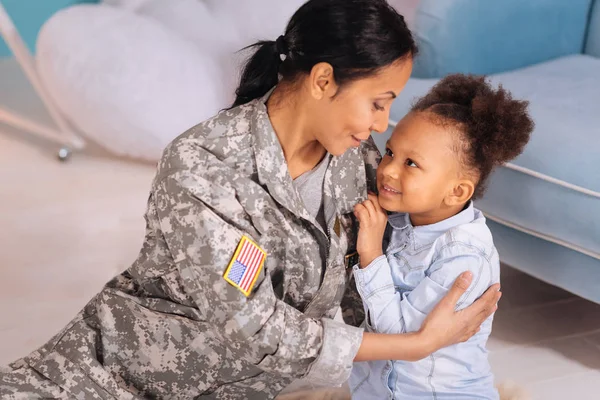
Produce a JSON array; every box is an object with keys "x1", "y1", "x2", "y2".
[{"x1": 0, "y1": 129, "x2": 154, "y2": 364}]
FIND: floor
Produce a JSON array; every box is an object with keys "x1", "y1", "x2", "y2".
[{"x1": 1, "y1": 61, "x2": 600, "y2": 400}]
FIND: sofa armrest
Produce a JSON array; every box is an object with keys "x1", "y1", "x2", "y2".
[
  {"x1": 585, "y1": 0, "x2": 600, "y2": 57},
  {"x1": 412, "y1": 0, "x2": 593, "y2": 78}
]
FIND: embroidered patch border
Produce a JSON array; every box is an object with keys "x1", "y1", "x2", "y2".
[{"x1": 223, "y1": 236, "x2": 267, "y2": 296}]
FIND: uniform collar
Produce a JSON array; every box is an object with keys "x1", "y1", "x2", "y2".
[
  {"x1": 250, "y1": 89, "x2": 367, "y2": 218},
  {"x1": 324, "y1": 146, "x2": 369, "y2": 215}
]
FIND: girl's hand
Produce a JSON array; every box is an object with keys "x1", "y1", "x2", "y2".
[
  {"x1": 419, "y1": 272, "x2": 502, "y2": 353},
  {"x1": 353, "y1": 193, "x2": 388, "y2": 268}
]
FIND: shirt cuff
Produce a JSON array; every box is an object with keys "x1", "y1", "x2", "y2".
[
  {"x1": 303, "y1": 318, "x2": 363, "y2": 386},
  {"x1": 352, "y1": 255, "x2": 395, "y2": 298}
]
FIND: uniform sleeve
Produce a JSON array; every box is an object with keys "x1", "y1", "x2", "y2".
[
  {"x1": 153, "y1": 171, "x2": 363, "y2": 386},
  {"x1": 353, "y1": 244, "x2": 493, "y2": 334}
]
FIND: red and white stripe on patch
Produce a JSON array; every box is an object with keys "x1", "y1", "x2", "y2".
[{"x1": 223, "y1": 236, "x2": 267, "y2": 296}]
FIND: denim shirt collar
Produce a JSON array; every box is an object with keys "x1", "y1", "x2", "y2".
[{"x1": 387, "y1": 202, "x2": 476, "y2": 248}]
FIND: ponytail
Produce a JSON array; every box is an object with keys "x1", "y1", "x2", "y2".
[{"x1": 231, "y1": 40, "x2": 283, "y2": 108}]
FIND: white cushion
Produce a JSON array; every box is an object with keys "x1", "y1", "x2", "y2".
[
  {"x1": 133, "y1": 0, "x2": 309, "y2": 104},
  {"x1": 36, "y1": 4, "x2": 225, "y2": 161}
]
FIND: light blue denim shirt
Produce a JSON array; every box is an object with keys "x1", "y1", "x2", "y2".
[{"x1": 349, "y1": 202, "x2": 500, "y2": 399}]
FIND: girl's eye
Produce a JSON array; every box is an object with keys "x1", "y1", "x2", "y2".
[
  {"x1": 385, "y1": 148, "x2": 393, "y2": 157},
  {"x1": 373, "y1": 103, "x2": 384, "y2": 111},
  {"x1": 406, "y1": 158, "x2": 418, "y2": 168}
]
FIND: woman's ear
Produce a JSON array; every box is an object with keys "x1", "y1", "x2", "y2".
[{"x1": 309, "y1": 62, "x2": 336, "y2": 99}]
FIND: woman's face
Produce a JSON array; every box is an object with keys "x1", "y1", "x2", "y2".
[{"x1": 310, "y1": 59, "x2": 413, "y2": 156}]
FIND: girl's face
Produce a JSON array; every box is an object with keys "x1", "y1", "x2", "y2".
[
  {"x1": 376, "y1": 111, "x2": 467, "y2": 225},
  {"x1": 310, "y1": 59, "x2": 413, "y2": 156}
]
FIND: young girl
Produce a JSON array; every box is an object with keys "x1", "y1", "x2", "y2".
[{"x1": 348, "y1": 74, "x2": 534, "y2": 399}]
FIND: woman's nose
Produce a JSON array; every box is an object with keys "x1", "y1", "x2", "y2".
[{"x1": 370, "y1": 108, "x2": 391, "y2": 134}]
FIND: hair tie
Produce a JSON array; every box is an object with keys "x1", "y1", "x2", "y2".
[{"x1": 275, "y1": 35, "x2": 289, "y2": 61}]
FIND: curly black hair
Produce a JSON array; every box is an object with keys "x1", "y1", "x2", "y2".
[{"x1": 411, "y1": 74, "x2": 534, "y2": 199}]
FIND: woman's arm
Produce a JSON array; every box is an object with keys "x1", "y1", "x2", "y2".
[
  {"x1": 155, "y1": 169, "x2": 363, "y2": 387},
  {"x1": 354, "y1": 271, "x2": 501, "y2": 362}
]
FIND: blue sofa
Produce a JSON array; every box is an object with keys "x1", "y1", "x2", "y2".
[{"x1": 374, "y1": 0, "x2": 600, "y2": 303}]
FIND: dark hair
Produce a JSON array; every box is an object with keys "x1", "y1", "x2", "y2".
[
  {"x1": 412, "y1": 74, "x2": 534, "y2": 199},
  {"x1": 231, "y1": 0, "x2": 417, "y2": 107}
]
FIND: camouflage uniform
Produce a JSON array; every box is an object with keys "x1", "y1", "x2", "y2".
[{"x1": 0, "y1": 93, "x2": 378, "y2": 399}]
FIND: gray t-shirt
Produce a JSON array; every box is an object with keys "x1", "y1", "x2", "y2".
[{"x1": 293, "y1": 154, "x2": 331, "y2": 230}]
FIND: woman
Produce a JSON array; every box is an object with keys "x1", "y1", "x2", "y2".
[{"x1": 0, "y1": 1, "x2": 500, "y2": 399}]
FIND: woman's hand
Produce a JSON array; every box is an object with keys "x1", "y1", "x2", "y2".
[
  {"x1": 354, "y1": 193, "x2": 388, "y2": 268},
  {"x1": 354, "y1": 273, "x2": 501, "y2": 363},
  {"x1": 419, "y1": 271, "x2": 502, "y2": 354}
]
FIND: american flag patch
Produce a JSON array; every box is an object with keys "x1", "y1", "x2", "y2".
[{"x1": 223, "y1": 236, "x2": 266, "y2": 296}]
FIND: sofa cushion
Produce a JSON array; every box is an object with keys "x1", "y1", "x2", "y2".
[
  {"x1": 585, "y1": 0, "x2": 600, "y2": 57},
  {"x1": 411, "y1": 0, "x2": 593, "y2": 78},
  {"x1": 382, "y1": 54, "x2": 600, "y2": 258}
]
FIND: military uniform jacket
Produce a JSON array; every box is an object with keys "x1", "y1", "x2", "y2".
[{"x1": 1, "y1": 94, "x2": 379, "y2": 399}]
